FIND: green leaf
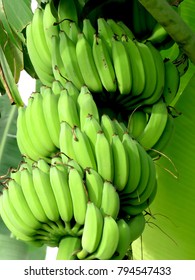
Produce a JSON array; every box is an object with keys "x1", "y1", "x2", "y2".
[
  {"x1": 0, "y1": 234, "x2": 47, "y2": 260},
  {"x1": 0, "y1": 45, "x2": 24, "y2": 106},
  {"x1": 0, "y1": 94, "x2": 22, "y2": 176},
  {"x1": 180, "y1": 0, "x2": 195, "y2": 33},
  {"x1": 132, "y1": 74, "x2": 195, "y2": 260}
]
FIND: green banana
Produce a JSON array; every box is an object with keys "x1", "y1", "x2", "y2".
[
  {"x1": 77, "y1": 88, "x2": 99, "y2": 130},
  {"x1": 72, "y1": 125, "x2": 97, "y2": 170},
  {"x1": 137, "y1": 99, "x2": 168, "y2": 150},
  {"x1": 111, "y1": 133, "x2": 129, "y2": 191},
  {"x1": 49, "y1": 164, "x2": 73, "y2": 225},
  {"x1": 59, "y1": 121, "x2": 76, "y2": 160},
  {"x1": 51, "y1": 80, "x2": 63, "y2": 95},
  {"x1": 100, "y1": 180, "x2": 120, "y2": 220},
  {"x1": 128, "y1": 213, "x2": 146, "y2": 243},
  {"x1": 51, "y1": 34, "x2": 68, "y2": 87},
  {"x1": 58, "y1": 89, "x2": 80, "y2": 127},
  {"x1": 107, "y1": 18, "x2": 126, "y2": 38},
  {"x1": 111, "y1": 219, "x2": 131, "y2": 260},
  {"x1": 111, "y1": 35, "x2": 132, "y2": 95},
  {"x1": 128, "y1": 109, "x2": 147, "y2": 139},
  {"x1": 59, "y1": 31, "x2": 85, "y2": 90},
  {"x1": 0, "y1": 190, "x2": 36, "y2": 241},
  {"x1": 82, "y1": 114, "x2": 102, "y2": 154},
  {"x1": 101, "y1": 114, "x2": 116, "y2": 143},
  {"x1": 97, "y1": 17, "x2": 115, "y2": 55},
  {"x1": 95, "y1": 130, "x2": 114, "y2": 182},
  {"x1": 68, "y1": 167, "x2": 88, "y2": 227},
  {"x1": 64, "y1": 80, "x2": 80, "y2": 103},
  {"x1": 26, "y1": 23, "x2": 53, "y2": 86},
  {"x1": 68, "y1": 21, "x2": 81, "y2": 44},
  {"x1": 32, "y1": 166, "x2": 60, "y2": 222},
  {"x1": 82, "y1": 18, "x2": 96, "y2": 47},
  {"x1": 90, "y1": 215, "x2": 119, "y2": 260},
  {"x1": 77, "y1": 201, "x2": 103, "y2": 259},
  {"x1": 92, "y1": 34, "x2": 117, "y2": 93},
  {"x1": 56, "y1": 236, "x2": 81, "y2": 260},
  {"x1": 16, "y1": 107, "x2": 40, "y2": 161},
  {"x1": 42, "y1": 87, "x2": 60, "y2": 148},
  {"x1": 20, "y1": 168, "x2": 49, "y2": 223},
  {"x1": 6, "y1": 179, "x2": 41, "y2": 229},
  {"x1": 162, "y1": 58, "x2": 180, "y2": 106},
  {"x1": 58, "y1": 0, "x2": 78, "y2": 24},
  {"x1": 31, "y1": 8, "x2": 52, "y2": 70},
  {"x1": 85, "y1": 167, "x2": 104, "y2": 208},
  {"x1": 117, "y1": 21, "x2": 135, "y2": 40},
  {"x1": 76, "y1": 32, "x2": 103, "y2": 93},
  {"x1": 121, "y1": 35, "x2": 145, "y2": 96},
  {"x1": 121, "y1": 133, "x2": 141, "y2": 194}
]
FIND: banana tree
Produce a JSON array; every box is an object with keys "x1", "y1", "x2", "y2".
[{"x1": 0, "y1": 0, "x2": 195, "y2": 260}]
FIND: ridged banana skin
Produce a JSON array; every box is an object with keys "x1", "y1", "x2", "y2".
[
  {"x1": 32, "y1": 167, "x2": 60, "y2": 222},
  {"x1": 97, "y1": 18, "x2": 115, "y2": 55},
  {"x1": 0, "y1": 188, "x2": 37, "y2": 236},
  {"x1": 0, "y1": 192, "x2": 36, "y2": 242},
  {"x1": 58, "y1": 89, "x2": 80, "y2": 127},
  {"x1": 77, "y1": 201, "x2": 104, "y2": 259},
  {"x1": 107, "y1": 19, "x2": 125, "y2": 38},
  {"x1": 51, "y1": 80, "x2": 63, "y2": 95},
  {"x1": 111, "y1": 36, "x2": 132, "y2": 95},
  {"x1": 42, "y1": 2, "x2": 59, "y2": 53},
  {"x1": 111, "y1": 134, "x2": 129, "y2": 191},
  {"x1": 127, "y1": 213, "x2": 146, "y2": 243},
  {"x1": 121, "y1": 35, "x2": 145, "y2": 96},
  {"x1": 42, "y1": 88, "x2": 60, "y2": 148},
  {"x1": 135, "y1": 41, "x2": 157, "y2": 99},
  {"x1": 82, "y1": 18, "x2": 96, "y2": 47},
  {"x1": 100, "y1": 181, "x2": 120, "y2": 220},
  {"x1": 163, "y1": 59, "x2": 180, "y2": 106},
  {"x1": 59, "y1": 121, "x2": 76, "y2": 160},
  {"x1": 16, "y1": 107, "x2": 41, "y2": 161},
  {"x1": 76, "y1": 32, "x2": 103, "y2": 92},
  {"x1": 95, "y1": 130, "x2": 114, "y2": 182},
  {"x1": 56, "y1": 236, "x2": 81, "y2": 260},
  {"x1": 25, "y1": 94, "x2": 57, "y2": 157},
  {"x1": 82, "y1": 114, "x2": 102, "y2": 154},
  {"x1": 50, "y1": 165, "x2": 73, "y2": 224},
  {"x1": 112, "y1": 118, "x2": 127, "y2": 140},
  {"x1": 142, "y1": 41, "x2": 165, "y2": 106},
  {"x1": 51, "y1": 35, "x2": 68, "y2": 87},
  {"x1": 31, "y1": 8, "x2": 51, "y2": 67},
  {"x1": 148, "y1": 114, "x2": 175, "y2": 159},
  {"x1": 68, "y1": 21, "x2": 81, "y2": 44},
  {"x1": 92, "y1": 34, "x2": 117, "y2": 93},
  {"x1": 58, "y1": 0, "x2": 78, "y2": 24},
  {"x1": 26, "y1": 23, "x2": 53, "y2": 86},
  {"x1": 137, "y1": 99, "x2": 168, "y2": 150},
  {"x1": 59, "y1": 31, "x2": 85, "y2": 90},
  {"x1": 64, "y1": 81, "x2": 79, "y2": 103},
  {"x1": 85, "y1": 168, "x2": 104, "y2": 208},
  {"x1": 92, "y1": 215, "x2": 119, "y2": 260},
  {"x1": 101, "y1": 114, "x2": 116, "y2": 144},
  {"x1": 77, "y1": 90, "x2": 99, "y2": 130},
  {"x1": 68, "y1": 168, "x2": 88, "y2": 226},
  {"x1": 111, "y1": 219, "x2": 132, "y2": 260},
  {"x1": 20, "y1": 168, "x2": 48, "y2": 223},
  {"x1": 121, "y1": 133, "x2": 141, "y2": 194},
  {"x1": 72, "y1": 126, "x2": 97, "y2": 170},
  {"x1": 7, "y1": 179, "x2": 41, "y2": 229},
  {"x1": 128, "y1": 110, "x2": 147, "y2": 139}
]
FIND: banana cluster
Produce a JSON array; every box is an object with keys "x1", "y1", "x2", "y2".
[
  {"x1": 0, "y1": 154, "x2": 146, "y2": 260},
  {"x1": 26, "y1": 2, "x2": 180, "y2": 110}
]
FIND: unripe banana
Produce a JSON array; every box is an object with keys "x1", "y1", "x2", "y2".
[
  {"x1": 77, "y1": 201, "x2": 104, "y2": 259},
  {"x1": 85, "y1": 167, "x2": 104, "y2": 208},
  {"x1": 68, "y1": 167, "x2": 88, "y2": 226},
  {"x1": 82, "y1": 18, "x2": 96, "y2": 47},
  {"x1": 100, "y1": 181, "x2": 120, "y2": 220},
  {"x1": 56, "y1": 236, "x2": 81, "y2": 260},
  {"x1": 95, "y1": 130, "x2": 114, "y2": 182},
  {"x1": 128, "y1": 213, "x2": 146, "y2": 243},
  {"x1": 59, "y1": 121, "x2": 76, "y2": 160}
]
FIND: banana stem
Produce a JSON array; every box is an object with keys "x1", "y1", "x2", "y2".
[{"x1": 138, "y1": 0, "x2": 195, "y2": 64}]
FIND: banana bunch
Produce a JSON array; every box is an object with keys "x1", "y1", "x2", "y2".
[
  {"x1": 26, "y1": 1, "x2": 179, "y2": 110},
  {"x1": 0, "y1": 154, "x2": 148, "y2": 259}
]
